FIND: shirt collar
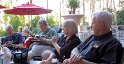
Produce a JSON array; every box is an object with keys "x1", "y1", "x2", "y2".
[{"x1": 94, "y1": 31, "x2": 112, "y2": 41}]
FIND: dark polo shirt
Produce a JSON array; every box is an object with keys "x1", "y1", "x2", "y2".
[
  {"x1": 77, "y1": 31, "x2": 123, "y2": 64},
  {"x1": 55, "y1": 35, "x2": 81, "y2": 62},
  {"x1": 4, "y1": 32, "x2": 23, "y2": 44}
]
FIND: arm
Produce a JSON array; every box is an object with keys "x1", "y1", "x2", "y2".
[
  {"x1": 42, "y1": 52, "x2": 56, "y2": 64},
  {"x1": 70, "y1": 47, "x2": 80, "y2": 57},
  {"x1": 52, "y1": 36, "x2": 80, "y2": 57},
  {"x1": 78, "y1": 59, "x2": 97, "y2": 64},
  {"x1": 70, "y1": 41, "x2": 123, "y2": 64},
  {"x1": 13, "y1": 33, "x2": 24, "y2": 48},
  {"x1": 41, "y1": 38, "x2": 53, "y2": 47}
]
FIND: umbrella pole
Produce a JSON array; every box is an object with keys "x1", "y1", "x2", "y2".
[{"x1": 28, "y1": 15, "x2": 30, "y2": 35}]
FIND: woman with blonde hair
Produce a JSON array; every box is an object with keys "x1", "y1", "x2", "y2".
[{"x1": 41, "y1": 19, "x2": 81, "y2": 64}]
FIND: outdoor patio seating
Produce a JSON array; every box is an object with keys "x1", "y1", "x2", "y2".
[{"x1": 118, "y1": 26, "x2": 124, "y2": 40}]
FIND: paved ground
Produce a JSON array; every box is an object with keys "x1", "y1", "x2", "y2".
[{"x1": 0, "y1": 55, "x2": 2, "y2": 64}]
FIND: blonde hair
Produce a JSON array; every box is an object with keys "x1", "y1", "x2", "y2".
[
  {"x1": 64, "y1": 19, "x2": 78, "y2": 36},
  {"x1": 18, "y1": 26, "x2": 23, "y2": 30},
  {"x1": 22, "y1": 26, "x2": 29, "y2": 33}
]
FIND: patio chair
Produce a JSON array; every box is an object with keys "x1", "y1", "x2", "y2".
[{"x1": 118, "y1": 26, "x2": 124, "y2": 40}]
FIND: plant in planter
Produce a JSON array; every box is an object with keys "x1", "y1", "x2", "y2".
[{"x1": 66, "y1": 0, "x2": 80, "y2": 14}]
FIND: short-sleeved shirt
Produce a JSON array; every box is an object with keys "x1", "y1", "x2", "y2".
[
  {"x1": 77, "y1": 31, "x2": 123, "y2": 64},
  {"x1": 4, "y1": 32, "x2": 23, "y2": 44},
  {"x1": 36, "y1": 27, "x2": 59, "y2": 39},
  {"x1": 54, "y1": 35, "x2": 81, "y2": 62}
]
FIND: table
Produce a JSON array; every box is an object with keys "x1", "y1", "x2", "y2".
[{"x1": 30, "y1": 58, "x2": 61, "y2": 64}]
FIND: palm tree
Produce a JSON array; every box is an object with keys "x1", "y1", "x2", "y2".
[
  {"x1": 67, "y1": 0, "x2": 80, "y2": 14},
  {"x1": 82, "y1": 0, "x2": 85, "y2": 15},
  {"x1": 90, "y1": 0, "x2": 95, "y2": 15}
]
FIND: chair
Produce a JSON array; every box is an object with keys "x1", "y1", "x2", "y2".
[
  {"x1": 118, "y1": 26, "x2": 124, "y2": 40},
  {"x1": 54, "y1": 26, "x2": 62, "y2": 33},
  {"x1": 1, "y1": 37, "x2": 4, "y2": 45},
  {"x1": 121, "y1": 47, "x2": 124, "y2": 64},
  {"x1": 29, "y1": 40, "x2": 42, "y2": 61}
]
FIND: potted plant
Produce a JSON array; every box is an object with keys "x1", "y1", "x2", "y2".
[
  {"x1": 62, "y1": 0, "x2": 83, "y2": 25},
  {"x1": 66, "y1": 0, "x2": 80, "y2": 14}
]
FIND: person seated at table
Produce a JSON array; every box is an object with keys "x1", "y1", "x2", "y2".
[
  {"x1": 21, "y1": 26, "x2": 31, "y2": 38},
  {"x1": 63, "y1": 10, "x2": 123, "y2": 64},
  {"x1": 41, "y1": 19, "x2": 81, "y2": 64},
  {"x1": 2, "y1": 25, "x2": 24, "y2": 63},
  {"x1": 27, "y1": 19, "x2": 59, "y2": 62},
  {"x1": 17, "y1": 26, "x2": 23, "y2": 33}
]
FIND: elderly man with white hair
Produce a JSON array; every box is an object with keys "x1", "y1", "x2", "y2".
[
  {"x1": 2, "y1": 25, "x2": 24, "y2": 64},
  {"x1": 63, "y1": 10, "x2": 123, "y2": 64}
]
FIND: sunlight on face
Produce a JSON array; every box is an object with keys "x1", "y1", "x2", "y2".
[
  {"x1": 6, "y1": 28, "x2": 13, "y2": 36},
  {"x1": 63, "y1": 24, "x2": 68, "y2": 36},
  {"x1": 39, "y1": 23, "x2": 48, "y2": 33},
  {"x1": 91, "y1": 17, "x2": 101, "y2": 35}
]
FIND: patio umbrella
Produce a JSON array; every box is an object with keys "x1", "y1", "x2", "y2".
[
  {"x1": 0, "y1": 5, "x2": 6, "y2": 9},
  {"x1": 4, "y1": 4, "x2": 52, "y2": 15},
  {"x1": 4, "y1": 3, "x2": 52, "y2": 31}
]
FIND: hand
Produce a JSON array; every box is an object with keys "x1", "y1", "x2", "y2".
[
  {"x1": 63, "y1": 59, "x2": 70, "y2": 64},
  {"x1": 25, "y1": 37, "x2": 33, "y2": 42},
  {"x1": 51, "y1": 36, "x2": 57, "y2": 44},
  {"x1": 6, "y1": 41, "x2": 13, "y2": 47},
  {"x1": 34, "y1": 35, "x2": 43, "y2": 41},
  {"x1": 41, "y1": 59, "x2": 52, "y2": 64},
  {"x1": 2, "y1": 42, "x2": 7, "y2": 47},
  {"x1": 70, "y1": 54, "x2": 82, "y2": 63},
  {"x1": 2, "y1": 41, "x2": 13, "y2": 47},
  {"x1": 13, "y1": 45, "x2": 19, "y2": 48}
]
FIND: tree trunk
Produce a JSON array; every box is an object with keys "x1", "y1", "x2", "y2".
[
  {"x1": 109, "y1": 0, "x2": 112, "y2": 8},
  {"x1": 82, "y1": 0, "x2": 85, "y2": 15},
  {"x1": 62, "y1": 0, "x2": 65, "y2": 15},
  {"x1": 72, "y1": 8, "x2": 75, "y2": 14},
  {"x1": 99, "y1": 0, "x2": 102, "y2": 10},
  {"x1": 113, "y1": 0, "x2": 116, "y2": 13},
  {"x1": 103, "y1": 0, "x2": 105, "y2": 8},
  {"x1": 30, "y1": 0, "x2": 32, "y2": 4},
  {"x1": 106, "y1": 0, "x2": 109, "y2": 8},
  {"x1": 90, "y1": 0, "x2": 95, "y2": 14}
]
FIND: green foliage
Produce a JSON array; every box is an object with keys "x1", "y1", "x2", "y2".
[
  {"x1": 46, "y1": 15, "x2": 56, "y2": 28},
  {"x1": 0, "y1": 29, "x2": 7, "y2": 37},
  {"x1": 3, "y1": 3, "x2": 25, "y2": 32},
  {"x1": 46, "y1": 15, "x2": 62, "y2": 28},
  {"x1": 80, "y1": 16, "x2": 89, "y2": 26},
  {"x1": 9, "y1": 15, "x2": 25, "y2": 32},
  {"x1": 102, "y1": 8, "x2": 114, "y2": 13},
  {"x1": 67, "y1": 0, "x2": 80, "y2": 14},
  {"x1": 116, "y1": 9, "x2": 124, "y2": 25},
  {"x1": 3, "y1": 14, "x2": 25, "y2": 32},
  {"x1": 30, "y1": 15, "x2": 61, "y2": 34},
  {"x1": 31, "y1": 16, "x2": 42, "y2": 34}
]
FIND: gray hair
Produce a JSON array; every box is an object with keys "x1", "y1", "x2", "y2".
[
  {"x1": 92, "y1": 10, "x2": 113, "y2": 28},
  {"x1": 5, "y1": 25, "x2": 13, "y2": 31},
  {"x1": 38, "y1": 19, "x2": 48, "y2": 26},
  {"x1": 22, "y1": 26, "x2": 29, "y2": 33},
  {"x1": 18, "y1": 26, "x2": 23, "y2": 30},
  {"x1": 64, "y1": 19, "x2": 78, "y2": 36}
]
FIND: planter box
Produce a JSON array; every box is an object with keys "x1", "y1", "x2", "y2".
[{"x1": 62, "y1": 14, "x2": 84, "y2": 25}]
